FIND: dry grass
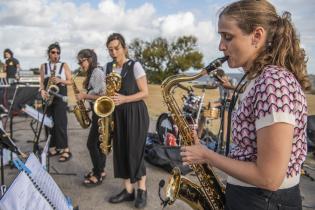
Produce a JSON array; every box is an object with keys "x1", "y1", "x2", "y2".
[
  {"x1": 70, "y1": 76, "x2": 315, "y2": 116},
  {"x1": 69, "y1": 76, "x2": 315, "y2": 135},
  {"x1": 69, "y1": 77, "x2": 220, "y2": 118}
]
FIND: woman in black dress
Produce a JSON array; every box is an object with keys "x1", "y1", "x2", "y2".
[{"x1": 105, "y1": 33, "x2": 149, "y2": 209}]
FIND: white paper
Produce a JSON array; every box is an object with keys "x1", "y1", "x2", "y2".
[
  {"x1": 23, "y1": 105, "x2": 53, "y2": 128},
  {"x1": 25, "y1": 153, "x2": 71, "y2": 210},
  {"x1": 0, "y1": 154, "x2": 72, "y2": 210},
  {"x1": 0, "y1": 172, "x2": 53, "y2": 210},
  {"x1": 41, "y1": 135, "x2": 51, "y2": 170}
]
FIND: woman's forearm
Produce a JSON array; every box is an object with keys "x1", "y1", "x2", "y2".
[
  {"x1": 124, "y1": 91, "x2": 148, "y2": 103},
  {"x1": 206, "y1": 151, "x2": 284, "y2": 191}
]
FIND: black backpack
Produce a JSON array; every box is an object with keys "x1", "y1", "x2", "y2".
[{"x1": 144, "y1": 143, "x2": 192, "y2": 175}]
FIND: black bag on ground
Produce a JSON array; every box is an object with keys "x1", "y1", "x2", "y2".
[
  {"x1": 144, "y1": 144, "x2": 192, "y2": 175},
  {"x1": 307, "y1": 115, "x2": 315, "y2": 149}
]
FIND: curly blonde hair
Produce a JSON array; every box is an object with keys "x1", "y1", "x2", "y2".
[{"x1": 219, "y1": 0, "x2": 310, "y2": 90}]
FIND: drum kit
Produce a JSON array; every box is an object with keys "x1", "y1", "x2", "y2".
[{"x1": 156, "y1": 83, "x2": 224, "y2": 148}]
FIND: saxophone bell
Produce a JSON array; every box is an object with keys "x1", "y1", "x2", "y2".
[
  {"x1": 94, "y1": 97, "x2": 115, "y2": 118},
  {"x1": 47, "y1": 84, "x2": 59, "y2": 94}
]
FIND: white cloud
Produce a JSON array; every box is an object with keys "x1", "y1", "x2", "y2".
[{"x1": 0, "y1": 0, "x2": 314, "y2": 75}]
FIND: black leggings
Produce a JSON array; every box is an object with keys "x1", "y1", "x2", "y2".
[
  {"x1": 87, "y1": 110, "x2": 106, "y2": 178},
  {"x1": 225, "y1": 184, "x2": 302, "y2": 210}
]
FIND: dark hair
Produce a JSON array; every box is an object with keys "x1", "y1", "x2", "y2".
[
  {"x1": 219, "y1": 0, "x2": 310, "y2": 90},
  {"x1": 77, "y1": 49, "x2": 98, "y2": 89},
  {"x1": 3, "y1": 48, "x2": 13, "y2": 59},
  {"x1": 106, "y1": 33, "x2": 129, "y2": 57},
  {"x1": 47, "y1": 42, "x2": 61, "y2": 56}
]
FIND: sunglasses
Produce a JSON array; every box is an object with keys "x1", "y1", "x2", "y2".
[
  {"x1": 78, "y1": 58, "x2": 88, "y2": 65},
  {"x1": 50, "y1": 51, "x2": 60, "y2": 55}
]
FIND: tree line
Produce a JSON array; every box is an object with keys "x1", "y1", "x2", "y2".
[{"x1": 1, "y1": 35, "x2": 204, "y2": 84}]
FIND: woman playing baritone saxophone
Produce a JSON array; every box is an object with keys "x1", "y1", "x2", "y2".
[
  {"x1": 39, "y1": 42, "x2": 72, "y2": 162},
  {"x1": 181, "y1": 1, "x2": 311, "y2": 210},
  {"x1": 105, "y1": 33, "x2": 149, "y2": 209},
  {"x1": 75, "y1": 49, "x2": 107, "y2": 186}
]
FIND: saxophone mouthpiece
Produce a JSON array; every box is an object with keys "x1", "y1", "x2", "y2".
[{"x1": 204, "y1": 56, "x2": 228, "y2": 74}]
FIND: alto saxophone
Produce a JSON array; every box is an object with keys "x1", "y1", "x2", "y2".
[
  {"x1": 46, "y1": 63, "x2": 59, "y2": 106},
  {"x1": 94, "y1": 63, "x2": 121, "y2": 154},
  {"x1": 72, "y1": 72, "x2": 91, "y2": 129},
  {"x1": 162, "y1": 57, "x2": 228, "y2": 210}
]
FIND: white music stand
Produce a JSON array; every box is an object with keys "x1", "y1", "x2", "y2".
[{"x1": 22, "y1": 105, "x2": 53, "y2": 128}]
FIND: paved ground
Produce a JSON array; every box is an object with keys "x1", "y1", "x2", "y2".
[{"x1": 2, "y1": 113, "x2": 315, "y2": 210}]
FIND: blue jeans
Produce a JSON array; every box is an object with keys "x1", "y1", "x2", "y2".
[{"x1": 225, "y1": 183, "x2": 302, "y2": 210}]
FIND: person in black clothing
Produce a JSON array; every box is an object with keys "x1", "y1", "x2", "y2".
[
  {"x1": 75, "y1": 49, "x2": 107, "y2": 186},
  {"x1": 105, "y1": 33, "x2": 149, "y2": 209},
  {"x1": 3, "y1": 48, "x2": 20, "y2": 83},
  {"x1": 39, "y1": 42, "x2": 72, "y2": 162}
]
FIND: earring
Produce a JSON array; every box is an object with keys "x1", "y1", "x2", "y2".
[{"x1": 253, "y1": 41, "x2": 257, "y2": 48}]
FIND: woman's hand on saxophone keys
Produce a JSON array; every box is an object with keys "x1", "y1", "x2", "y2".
[
  {"x1": 51, "y1": 76, "x2": 62, "y2": 84},
  {"x1": 40, "y1": 89, "x2": 49, "y2": 100},
  {"x1": 75, "y1": 93, "x2": 85, "y2": 101},
  {"x1": 181, "y1": 143, "x2": 210, "y2": 166},
  {"x1": 112, "y1": 93, "x2": 126, "y2": 106},
  {"x1": 181, "y1": 130, "x2": 210, "y2": 166}
]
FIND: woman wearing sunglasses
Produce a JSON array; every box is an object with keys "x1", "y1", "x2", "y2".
[
  {"x1": 39, "y1": 42, "x2": 73, "y2": 162},
  {"x1": 76, "y1": 49, "x2": 107, "y2": 186}
]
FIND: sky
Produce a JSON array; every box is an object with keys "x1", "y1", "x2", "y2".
[{"x1": 0, "y1": 0, "x2": 314, "y2": 75}]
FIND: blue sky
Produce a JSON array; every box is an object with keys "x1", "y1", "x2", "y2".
[{"x1": 0, "y1": 0, "x2": 314, "y2": 75}]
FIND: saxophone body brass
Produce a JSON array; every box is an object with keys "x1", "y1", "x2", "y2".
[
  {"x1": 46, "y1": 63, "x2": 59, "y2": 106},
  {"x1": 72, "y1": 73, "x2": 91, "y2": 129},
  {"x1": 161, "y1": 57, "x2": 228, "y2": 210},
  {"x1": 94, "y1": 70, "x2": 121, "y2": 155}
]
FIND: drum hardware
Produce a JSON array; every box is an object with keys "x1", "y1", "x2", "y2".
[
  {"x1": 182, "y1": 91, "x2": 202, "y2": 118},
  {"x1": 203, "y1": 107, "x2": 220, "y2": 120}
]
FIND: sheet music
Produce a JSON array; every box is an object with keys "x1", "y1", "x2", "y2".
[
  {"x1": 25, "y1": 153, "x2": 71, "y2": 210},
  {"x1": 23, "y1": 104, "x2": 53, "y2": 128},
  {"x1": 0, "y1": 172, "x2": 53, "y2": 210}
]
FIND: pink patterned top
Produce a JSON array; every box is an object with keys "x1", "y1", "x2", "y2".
[{"x1": 227, "y1": 65, "x2": 308, "y2": 188}]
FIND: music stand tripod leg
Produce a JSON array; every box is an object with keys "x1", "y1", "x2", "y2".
[
  {"x1": 0, "y1": 147, "x2": 4, "y2": 186},
  {"x1": 35, "y1": 103, "x2": 76, "y2": 177}
]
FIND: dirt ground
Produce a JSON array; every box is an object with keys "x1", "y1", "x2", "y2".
[
  {"x1": 1, "y1": 79, "x2": 315, "y2": 210},
  {"x1": 1, "y1": 112, "x2": 315, "y2": 210}
]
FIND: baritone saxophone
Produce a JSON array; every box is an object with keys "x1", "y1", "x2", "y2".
[
  {"x1": 161, "y1": 56, "x2": 228, "y2": 210},
  {"x1": 94, "y1": 63, "x2": 121, "y2": 154}
]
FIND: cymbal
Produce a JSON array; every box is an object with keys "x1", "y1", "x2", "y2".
[{"x1": 192, "y1": 84, "x2": 217, "y2": 90}]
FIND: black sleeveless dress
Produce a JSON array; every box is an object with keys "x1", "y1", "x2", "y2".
[{"x1": 106, "y1": 60, "x2": 149, "y2": 183}]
